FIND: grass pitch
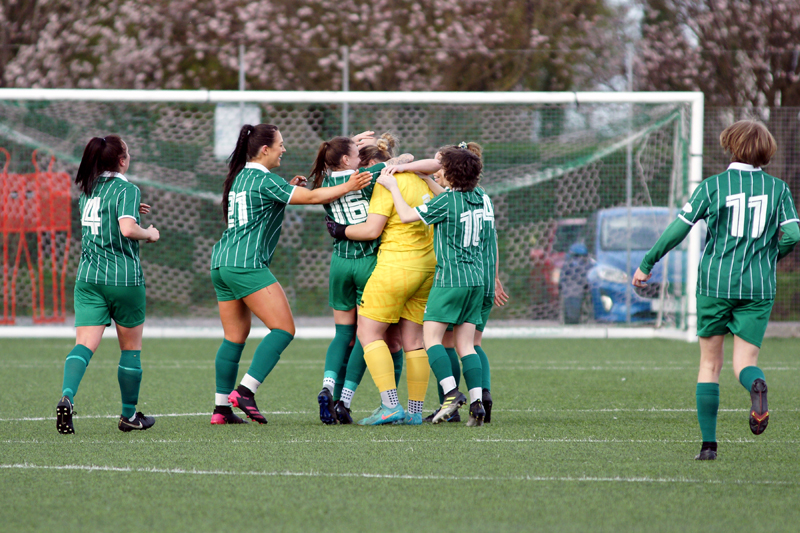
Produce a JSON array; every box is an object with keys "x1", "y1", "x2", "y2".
[{"x1": 2, "y1": 336, "x2": 800, "y2": 532}]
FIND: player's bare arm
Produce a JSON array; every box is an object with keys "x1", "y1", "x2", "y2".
[
  {"x1": 119, "y1": 217, "x2": 159, "y2": 243},
  {"x1": 290, "y1": 170, "x2": 371, "y2": 205}
]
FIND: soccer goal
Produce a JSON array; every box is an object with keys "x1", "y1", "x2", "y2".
[{"x1": 0, "y1": 89, "x2": 703, "y2": 338}]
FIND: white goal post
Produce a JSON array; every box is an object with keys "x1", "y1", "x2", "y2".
[{"x1": 0, "y1": 89, "x2": 703, "y2": 340}]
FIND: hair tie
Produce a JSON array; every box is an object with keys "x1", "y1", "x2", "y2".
[{"x1": 458, "y1": 142, "x2": 467, "y2": 149}]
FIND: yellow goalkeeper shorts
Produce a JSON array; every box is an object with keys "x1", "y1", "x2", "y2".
[{"x1": 359, "y1": 263, "x2": 434, "y2": 325}]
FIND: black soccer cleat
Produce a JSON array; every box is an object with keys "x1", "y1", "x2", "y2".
[
  {"x1": 482, "y1": 389, "x2": 493, "y2": 423},
  {"x1": 318, "y1": 388, "x2": 337, "y2": 425},
  {"x1": 694, "y1": 442, "x2": 717, "y2": 461},
  {"x1": 333, "y1": 400, "x2": 353, "y2": 424},
  {"x1": 432, "y1": 390, "x2": 467, "y2": 424},
  {"x1": 749, "y1": 378, "x2": 769, "y2": 435},
  {"x1": 56, "y1": 395, "x2": 74, "y2": 435},
  {"x1": 466, "y1": 399, "x2": 485, "y2": 427},
  {"x1": 228, "y1": 385, "x2": 268, "y2": 424},
  {"x1": 118, "y1": 412, "x2": 156, "y2": 432},
  {"x1": 424, "y1": 408, "x2": 461, "y2": 423},
  {"x1": 210, "y1": 405, "x2": 248, "y2": 424}
]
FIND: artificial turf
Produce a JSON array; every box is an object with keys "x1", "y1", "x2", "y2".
[{"x1": 1, "y1": 337, "x2": 799, "y2": 532}]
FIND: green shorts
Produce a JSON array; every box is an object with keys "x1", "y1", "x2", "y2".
[
  {"x1": 476, "y1": 295, "x2": 494, "y2": 333},
  {"x1": 696, "y1": 294, "x2": 774, "y2": 348},
  {"x1": 211, "y1": 266, "x2": 278, "y2": 302},
  {"x1": 329, "y1": 253, "x2": 377, "y2": 311},
  {"x1": 74, "y1": 280, "x2": 146, "y2": 328},
  {"x1": 424, "y1": 285, "x2": 483, "y2": 325}
]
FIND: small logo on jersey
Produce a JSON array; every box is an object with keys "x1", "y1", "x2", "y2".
[
  {"x1": 682, "y1": 202, "x2": 693, "y2": 213},
  {"x1": 419, "y1": 204, "x2": 428, "y2": 213}
]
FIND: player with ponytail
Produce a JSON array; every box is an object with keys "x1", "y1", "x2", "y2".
[
  {"x1": 209, "y1": 124, "x2": 372, "y2": 425},
  {"x1": 312, "y1": 133, "x2": 414, "y2": 424},
  {"x1": 57, "y1": 135, "x2": 160, "y2": 435}
]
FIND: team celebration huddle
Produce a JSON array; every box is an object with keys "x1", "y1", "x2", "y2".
[{"x1": 56, "y1": 119, "x2": 799, "y2": 460}]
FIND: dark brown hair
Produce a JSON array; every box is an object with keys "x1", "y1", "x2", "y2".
[
  {"x1": 440, "y1": 145, "x2": 482, "y2": 192},
  {"x1": 74, "y1": 135, "x2": 127, "y2": 196},
  {"x1": 223, "y1": 124, "x2": 280, "y2": 218},
  {"x1": 310, "y1": 136, "x2": 356, "y2": 189},
  {"x1": 720, "y1": 120, "x2": 777, "y2": 167},
  {"x1": 359, "y1": 132, "x2": 397, "y2": 167}
]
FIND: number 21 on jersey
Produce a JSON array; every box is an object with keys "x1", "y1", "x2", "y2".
[
  {"x1": 227, "y1": 191, "x2": 248, "y2": 228},
  {"x1": 726, "y1": 193, "x2": 767, "y2": 238}
]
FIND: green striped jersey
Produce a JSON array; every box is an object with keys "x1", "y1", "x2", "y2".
[
  {"x1": 210, "y1": 163, "x2": 296, "y2": 269},
  {"x1": 416, "y1": 188, "x2": 485, "y2": 288},
  {"x1": 680, "y1": 163, "x2": 799, "y2": 299},
  {"x1": 476, "y1": 186, "x2": 497, "y2": 298},
  {"x1": 75, "y1": 172, "x2": 144, "y2": 286},
  {"x1": 322, "y1": 162, "x2": 385, "y2": 259}
]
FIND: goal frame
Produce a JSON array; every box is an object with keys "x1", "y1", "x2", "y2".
[{"x1": 0, "y1": 89, "x2": 704, "y2": 340}]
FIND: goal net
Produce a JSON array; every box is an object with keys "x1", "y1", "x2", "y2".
[{"x1": 0, "y1": 90, "x2": 702, "y2": 330}]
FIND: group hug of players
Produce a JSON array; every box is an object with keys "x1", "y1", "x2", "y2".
[{"x1": 56, "y1": 119, "x2": 800, "y2": 460}]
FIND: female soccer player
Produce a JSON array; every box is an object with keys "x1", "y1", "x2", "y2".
[
  {"x1": 311, "y1": 133, "x2": 411, "y2": 424},
  {"x1": 632, "y1": 119, "x2": 800, "y2": 460},
  {"x1": 56, "y1": 135, "x2": 160, "y2": 434},
  {"x1": 326, "y1": 157, "x2": 443, "y2": 425},
  {"x1": 376, "y1": 145, "x2": 488, "y2": 426},
  {"x1": 209, "y1": 124, "x2": 371, "y2": 425},
  {"x1": 412, "y1": 143, "x2": 509, "y2": 423}
]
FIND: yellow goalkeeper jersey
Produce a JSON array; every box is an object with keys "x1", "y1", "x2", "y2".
[{"x1": 368, "y1": 172, "x2": 436, "y2": 272}]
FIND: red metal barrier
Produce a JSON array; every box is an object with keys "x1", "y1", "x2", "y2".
[{"x1": 1, "y1": 149, "x2": 72, "y2": 324}]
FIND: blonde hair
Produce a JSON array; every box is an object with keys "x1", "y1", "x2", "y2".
[
  {"x1": 359, "y1": 132, "x2": 397, "y2": 166},
  {"x1": 720, "y1": 120, "x2": 777, "y2": 167}
]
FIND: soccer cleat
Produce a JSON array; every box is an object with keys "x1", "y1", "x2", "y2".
[
  {"x1": 318, "y1": 388, "x2": 336, "y2": 425},
  {"x1": 749, "y1": 378, "x2": 769, "y2": 435},
  {"x1": 466, "y1": 399, "x2": 486, "y2": 427},
  {"x1": 56, "y1": 395, "x2": 74, "y2": 435},
  {"x1": 357, "y1": 403, "x2": 406, "y2": 426},
  {"x1": 424, "y1": 408, "x2": 461, "y2": 423},
  {"x1": 432, "y1": 390, "x2": 467, "y2": 424},
  {"x1": 482, "y1": 389, "x2": 493, "y2": 423},
  {"x1": 401, "y1": 412, "x2": 423, "y2": 426},
  {"x1": 210, "y1": 405, "x2": 248, "y2": 425},
  {"x1": 228, "y1": 385, "x2": 268, "y2": 424},
  {"x1": 333, "y1": 400, "x2": 353, "y2": 425},
  {"x1": 118, "y1": 412, "x2": 155, "y2": 432},
  {"x1": 694, "y1": 442, "x2": 718, "y2": 461}
]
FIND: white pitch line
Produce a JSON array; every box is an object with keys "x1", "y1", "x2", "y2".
[{"x1": 0, "y1": 463, "x2": 795, "y2": 485}]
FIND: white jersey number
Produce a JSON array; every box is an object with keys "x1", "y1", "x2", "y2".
[
  {"x1": 81, "y1": 197, "x2": 102, "y2": 235},
  {"x1": 459, "y1": 209, "x2": 484, "y2": 247},
  {"x1": 726, "y1": 193, "x2": 768, "y2": 238},
  {"x1": 227, "y1": 191, "x2": 249, "y2": 228},
  {"x1": 332, "y1": 191, "x2": 369, "y2": 224}
]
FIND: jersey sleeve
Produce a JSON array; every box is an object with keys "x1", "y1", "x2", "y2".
[
  {"x1": 416, "y1": 192, "x2": 449, "y2": 226},
  {"x1": 362, "y1": 162, "x2": 386, "y2": 185},
  {"x1": 368, "y1": 181, "x2": 395, "y2": 217},
  {"x1": 117, "y1": 184, "x2": 141, "y2": 221},
  {"x1": 678, "y1": 181, "x2": 711, "y2": 226},
  {"x1": 261, "y1": 174, "x2": 296, "y2": 204},
  {"x1": 779, "y1": 186, "x2": 800, "y2": 226}
]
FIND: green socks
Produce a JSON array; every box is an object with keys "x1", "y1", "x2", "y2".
[
  {"x1": 475, "y1": 345, "x2": 491, "y2": 390},
  {"x1": 427, "y1": 344, "x2": 454, "y2": 384},
  {"x1": 392, "y1": 348, "x2": 404, "y2": 387},
  {"x1": 696, "y1": 382, "x2": 720, "y2": 443},
  {"x1": 324, "y1": 324, "x2": 356, "y2": 381},
  {"x1": 344, "y1": 340, "x2": 367, "y2": 393},
  {"x1": 460, "y1": 352, "x2": 483, "y2": 392},
  {"x1": 247, "y1": 329, "x2": 294, "y2": 382},
  {"x1": 118, "y1": 350, "x2": 143, "y2": 419},
  {"x1": 739, "y1": 366, "x2": 765, "y2": 392},
  {"x1": 215, "y1": 339, "x2": 245, "y2": 395},
  {"x1": 437, "y1": 347, "x2": 461, "y2": 403},
  {"x1": 61, "y1": 344, "x2": 94, "y2": 402}
]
